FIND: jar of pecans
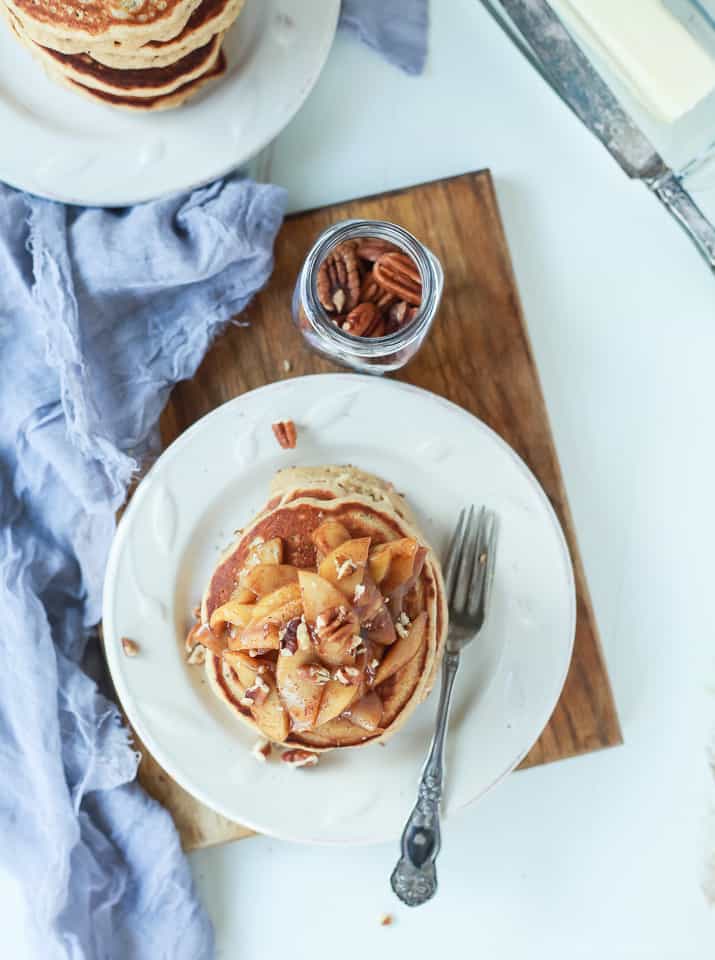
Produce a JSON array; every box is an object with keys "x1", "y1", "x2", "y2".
[{"x1": 292, "y1": 219, "x2": 444, "y2": 374}]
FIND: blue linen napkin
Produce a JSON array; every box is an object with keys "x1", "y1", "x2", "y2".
[
  {"x1": 340, "y1": 0, "x2": 429, "y2": 75},
  {"x1": 0, "y1": 5, "x2": 428, "y2": 959}
]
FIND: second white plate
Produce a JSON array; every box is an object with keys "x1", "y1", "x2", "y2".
[
  {"x1": 103, "y1": 375, "x2": 576, "y2": 844},
  {"x1": 0, "y1": 0, "x2": 339, "y2": 205}
]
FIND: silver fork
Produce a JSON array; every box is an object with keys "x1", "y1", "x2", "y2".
[{"x1": 390, "y1": 506, "x2": 498, "y2": 906}]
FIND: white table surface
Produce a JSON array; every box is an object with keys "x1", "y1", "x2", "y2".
[
  {"x1": 192, "y1": 4, "x2": 715, "y2": 958},
  {"x1": 2, "y1": 2, "x2": 714, "y2": 957}
]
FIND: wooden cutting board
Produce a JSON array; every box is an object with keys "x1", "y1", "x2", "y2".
[{"x1": 136, "y1": 169, "x2": 622, "y2": 850}]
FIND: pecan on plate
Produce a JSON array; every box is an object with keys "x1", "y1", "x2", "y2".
[
  {"x1": 317, "y1": 242, "x2": 361, "y2": 314},
  {"x1": 342, "y1": 302, "x2": 381, "y2": 337},
  {"x1": 121, "y1": 636, "x2": 139, "y2": 658},
  {"x1": 359, "y1": 270, "x2": 398, "y2": 312},
  {"x1": 272, "y1": 419, "x2": 297, "y2": 449},
  {"x1": 373, "y1": 252, "x2": 422, "y2": 306},
  {"x1": 280, "y1": 749, "x2": 319, "y2": 768}
]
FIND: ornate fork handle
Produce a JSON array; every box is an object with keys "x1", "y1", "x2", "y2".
[{"x1": 391, "y1": 649, "x2": 461, "y2": 906}]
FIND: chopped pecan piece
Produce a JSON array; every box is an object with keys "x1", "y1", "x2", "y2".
[
  {"x1": 280, "y1": 749, "x2": 319, "y2": 768},
  {"x1": 272, "y1": 420, "x2": 297, "y2": 449},
  {"x1": 251, "y1": 739, "x2": 272, "y2": 762},
  {"x1": 280, "y1": 618, "x2": 300, "y2": 656},
  {"x1": 240, "y1": 675, "x2": 270, "y2": 708},
  {"x1": 334, "y1": 665, "x2": 360, "y2": 685},
  {"x1": 121, "y1": 637, "x2": 139, "y2": 658},
  {"x1": 374, "y1": 252, "x2": 422, "y2": 306},
  {"x1": 317, "y1": 242, "x2": 361, "y2": 314},
  {"x1": 297, "y1": 663, "x2": 332, "y2": 685},
  {"x1": 186, "y1": 644, "x2": 206, "y2": 665}
]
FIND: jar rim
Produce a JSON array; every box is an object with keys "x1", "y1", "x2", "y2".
[{"x1": 298, "y1": 219, "x2": 443, "y2": 359}]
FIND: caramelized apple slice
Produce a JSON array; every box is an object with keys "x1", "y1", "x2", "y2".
[
  {"x1": 246, "y1": 537, "x2": 283, "y2": 567},
  {"x1": 352, "y1": 574, "x2": 383, "y2": 622},
  {"x1": 230, "y1": 585, "x2": 256, "y2": 604},
  {"x1": 249, "y1": 583, "x2": 301, "y2": 623},
  {"x1": 209, "y1": 600, "x2": 255, "y2": 632},
  {"x1": 312, "y1": 520, "x2": 351, "y2": 559},
  {"x1": 229, "y1": 621, "x2": 281, "y2": 652},
  {"x1": 276, "y1": 647, "x2": 325, "y2": 731},
  {"x1": 374, "y1": 611, "x2": 427, "y2": 686},
  {"x1": 347, "y1": 691, "x2": 383, "y2": 732},
  {"x1": 379, "y1": 641, "x2": 427, "y2": 728},
  {"x1": 243, "y1": 564, "x2": 298, "y2": 598},
  {"x1": 223, "y1": 649, "x2": 273, "y2": 686},
  {"x1": 316, "y1": 640, "x2": 375, "y2": 724},
  {"x1": 252, "y1": 686, "x2": 290, "y2": 742},
  {"x1": 318, "y1": 537, "x2": 370, "y2": 599},
  {"x1": 298, "y1": 571, "x2": 349, "y2": 623},
  {"x1": 314, "y1": 678, "x2": 358, "y2": 726},
  {"x1": 298, "y1": 716, "x2": 374, "y2": 747},
  {"x1": 229, "y1": 537, "x2": 284, "y2": 604},
  {"x1": 365, "y1": 606, "x2": 396, "y2": 646},
  {"x1": 369, "y1": 538, "x2": 419, "y2": 593},
  {"x1": 314, "y1": 606, "x2": 361, "y2": 666}
]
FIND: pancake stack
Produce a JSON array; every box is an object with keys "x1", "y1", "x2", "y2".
[
  {"x1": 1, "y1": 0, "x2": 244, "y2": 110},
  {"x1": 185, "y1": 465, "x2": 448, "y2": 755}
]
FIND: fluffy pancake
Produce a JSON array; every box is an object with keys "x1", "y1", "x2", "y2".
[
  {"x1": 190, "y1": 466, "x2": 447, "y2": 753},
  {"x1": 29, "y1": 32, "x2": 223, "y2": 97},
  {"x1": 56, "y1": 48, "x2": 225, "y2": 110},
  {"x1": 4, "y1": 0, "x2": 204, "y2": 53},
  {"x1": 88, "y1": 0, "x2": 243, "y2": 68}
]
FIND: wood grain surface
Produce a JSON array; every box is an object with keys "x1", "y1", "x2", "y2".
[{"x1": 137, "y1": 169, "x2": 622, "y2": 850}]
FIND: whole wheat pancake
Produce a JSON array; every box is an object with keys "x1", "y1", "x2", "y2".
[
  {"x1": 29, "y1": 32, "x2": 222, "y2": 97},
  {"x1": 187, "y1": 466, "x2": 448, "y2": 754},
  {"x1": 88, "y1": 0, "x2": 243, "y2": 68},
  {"x1": 5, "y1": 0, "x2": 204, "y2": 53},
  {"x1": 55, "y1": 48, "x2": 225, "y2": 110}
]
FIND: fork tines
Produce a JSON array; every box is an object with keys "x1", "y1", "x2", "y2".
[{"x1": 443, "y1": 506, "x2": 497, "y2": 630}]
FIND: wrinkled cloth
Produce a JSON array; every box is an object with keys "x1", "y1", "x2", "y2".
[
  {"x1": 0, "y1": 5, "x2": 428, "y2": 959},
  {"x1": 0, "y1": 178, "x2": 287, "y2": 960},
  {"x1": 340, "y1": 0, "x2": 429, "y2": 75}
]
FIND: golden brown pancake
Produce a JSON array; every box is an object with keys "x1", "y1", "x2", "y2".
[
  {"x1": 4, "y1": 0, "x2": 204, "y2": 53},
  {"x1": 32, "y1": 33, "x2": 222, "y2": 97},
  {"x1": 188, "y1": 466, "x2": 447, "y2": 754},
  {"x1": 57, "y1": 49, "x2": 226, "y2": 110},
  {"x1": 88, "y1": 0, "x2": 243, "y2": 68}
]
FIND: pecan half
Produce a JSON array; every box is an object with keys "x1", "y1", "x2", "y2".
[
  {"x1": 342, "y1": 302, "x2": 379, "y2": 337},
  {"x1": 388, "y1": 299, "x2": 419, "y2": 328},
  {"x1": 317, "y1": 242, "x2": 361, "y2": 314},
  {"x1": 359, "y1": 270, "x2": 398, "y2": 311},
  {"x1": 374, "y1": 252, "x2": 422, "y2": 306},
  {"x1": 280, "y1": 749, "x2": 319, "y2": 768},
  {"x1": 355, "y1": 238, "x2": 400, "y2": 262},
  {"x1": 272, "y1": 420, "x2": 297, "y2": 449}
]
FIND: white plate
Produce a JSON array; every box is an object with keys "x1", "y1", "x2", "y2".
[
  {"x1": 0, "y1": 0, "x2": 339, "y2": 206},
  {"x1": 103, "y1": 375, "x2": 576, "y2": 845}
]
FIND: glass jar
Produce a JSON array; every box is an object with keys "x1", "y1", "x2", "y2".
[{"x1": 292, "y1": 219, "x2": 444, "y2": 374}]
